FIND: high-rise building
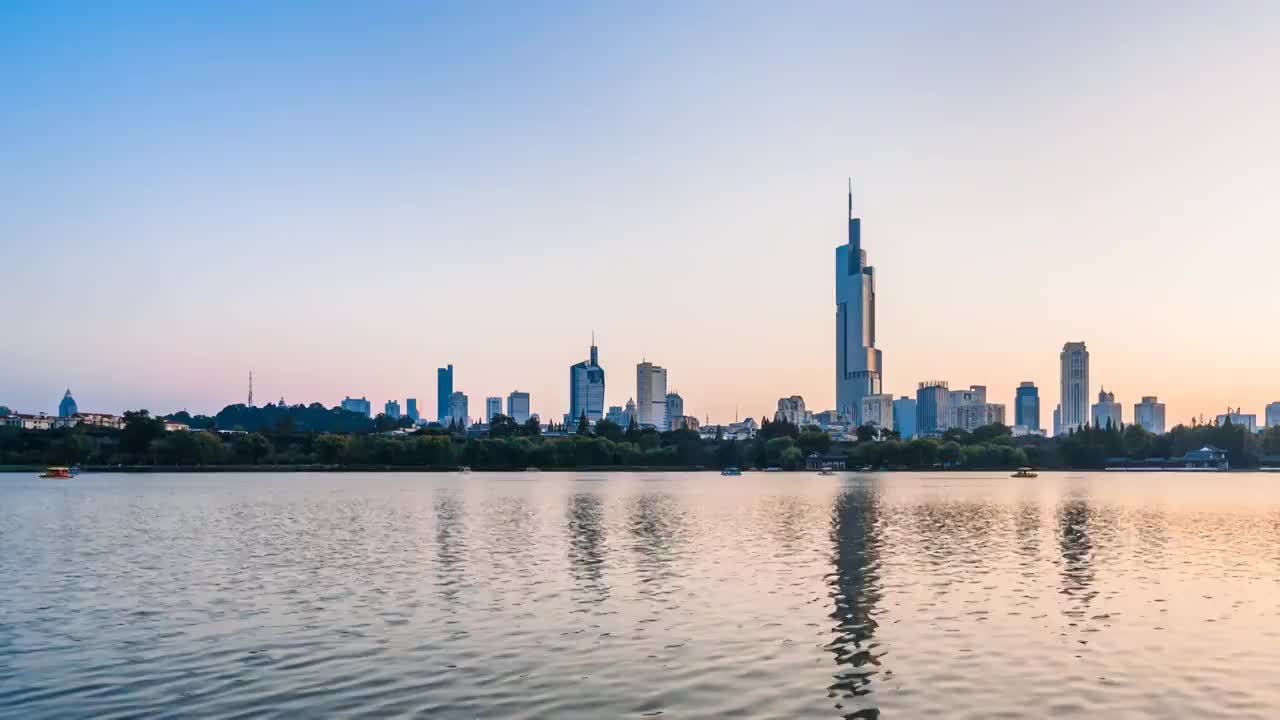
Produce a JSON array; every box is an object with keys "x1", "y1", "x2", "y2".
[
  {"x1": 915, "y1": 381, "x2": 950, "y2": 435},
  {"x1": 406, "y1": 398, "x2": 420, "y2": 424},
  {"x1": 1059, "y1": 342, "x2": 1089, "y2": 431},
  {"x1": 437, "y1": 365, "x2": 454, "y2": 423},
  {"x1": 774, "y1": 396, "x2": 807, "y2": 427},
  {"x1": 485, "y1": 396, "x2": 502, "y2": 423},
  {"x1": 605, "y1": 405, "x2": 626, "y2": 426},
  {"x1": 1215, "y1": 409, "x2": 1257, "y2": 433},
  {"x1": 665, "y1": 393, "x2": 684, "y2": 431},
  {"x1": 637, "y1": 362, "x2": 668, "y2": 429},
  {"x1": 58, "y1": 389, "x2": 77, "y2": 418},
  {"x1": 447, "y1": 392, "x2": 469, "y2": 427},
  {"x1": 507, "y1": 391, "x2": 531, "y2": 424},
  {"x1": 384, "y1": 400, "x2": 401, "y2": 419},
  {"x1": 1267, "y1": 402, "x2": 1280, "y2": 429},
  {"x1": 1014, "y1": 382, "x2": 1040, "y2": 432},
  {"x1": 1134, "y1": 396, "x2": 1166, "y2": 434},
  {"x1": 946, "y1": 385, "x2": 1005, "y2": 431},
  {"x1": 1091, "y1": 388, "x2": 1122, "y2": 429},
  {"x1": 893, "y1": 397, "x2": 916, "y2": 439},
  {"x1": 569, "y1": 338, "x2": 606, "y2": 424},
  {"x1": 1053, "y1": 405, "x2": 1062, "y2": 436},
  {"x1": 623, "y1": 398, "x2": 637, "y2": 427},
  {"x1": 341, "y1": 396, "x2": 372, "y2": 417},
  {"x1": 860, "y1": 393, "x2": 894, "y2": 430},
  {"x1": 835, "y1": 181, "x2": 884, "y2": 424}
]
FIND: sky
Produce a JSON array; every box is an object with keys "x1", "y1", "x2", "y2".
[{"x1": 3, "y1": 1, "x2": 1279, "y2": 426}]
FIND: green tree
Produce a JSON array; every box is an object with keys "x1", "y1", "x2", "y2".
[
  {"x1": 594, "y1": 419, "x2": 624, "y2": 442},
  {"x1": 120, "y1": 410, "x2": 166, "y2": 463},
  {"x1": 234, "y1": 432, "x2": 271, "y2": 464},
  {"x1": 780, "y1": 446, "x2": 804, "y2": 470},
  {"x1": 522, "y1": 417, "x2": 543, "y2": 436},
  {"x1": 764, "y1": 436, "x2": 796, "y2": 466},
  {"x1": 798, "y1": 429, "x2": 832, "y2": 455},
  {"x1": 314, "y1": 434, "x2": 347, "y2": 464}
]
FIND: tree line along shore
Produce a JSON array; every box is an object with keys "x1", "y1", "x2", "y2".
[{"x1": 3, "y1": 404, "x2": 1279, "y2": 472}]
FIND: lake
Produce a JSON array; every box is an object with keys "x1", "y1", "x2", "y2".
[{"x1": 2, "y1": 471, "x2": 1279, "y2": 718}]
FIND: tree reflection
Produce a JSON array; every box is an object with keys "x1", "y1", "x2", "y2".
[{"x1": 826, "y1": 484, "x2": 885, "y2": 718}]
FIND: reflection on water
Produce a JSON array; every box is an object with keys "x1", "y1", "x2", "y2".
[
  {"x1": 826, "y1": 484, "x2": 884, "y2": 718},
  {"x1": 4, "y1": 472, "x2": 1280, "y2": 719},
  {"x1": 567, "y1": 493, "x2": 608, "y2": 603},
  {"x1": 434, "y1": 492, "x2": 467, "y2": 607},
  {"x1": 1057, "y1": 494, "x2": 1097, "y2": 619}
]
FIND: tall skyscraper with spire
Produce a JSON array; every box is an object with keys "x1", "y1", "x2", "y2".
[
  {"x1": 835, "y1": 181, "x2": 883, "y2": 423},
  {"x1": 569, "y1": 334, "x2": 605, "y2": 424}
]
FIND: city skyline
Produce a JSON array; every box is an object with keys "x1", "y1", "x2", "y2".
[{"x1": 4, "y1": 3, "x2": 1279, "y2": 425}]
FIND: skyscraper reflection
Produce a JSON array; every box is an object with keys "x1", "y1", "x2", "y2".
[
  {"x1": 433, "y1": 492, "x2": 467, "y2": 607},
  {"x1": 826, "y1": 484, "x2": 885, "y2": 717},
  {"x1": 567, "y1": 492, "x2": 609, "y2": 604},
  {"x1": 1057, "y1": 495, "x2": 1097, "y2": 619},
  {"x1": 627, "y1": 492, "x2": 686, "y2": 598}
]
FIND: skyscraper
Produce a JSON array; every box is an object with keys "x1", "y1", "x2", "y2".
[
  {"x1": 665, "y1": 392, "x2": 684, "y2": 431},
  {"x1": 1134, "y1": 396, "x2": 1166, "y2": 434},
  {"x1": 636, "y1": 362, "x2": 668, "y2": 429},
  {"x1": 485, "y1": 396, "x2": 502, "y2": 423},
  {"x1": 1267, "y1": 402, "x2": 1280, "y2": 429},
  {"x1": 569, "y1": 337, "x2": 606, "y2": 424},
  {"x1": 447, "y1": 392, "x2": 469, "y2": 427},
  {"x1": 1015, "y1": 382, "x2": 1040, "y2": 432},
  {"x1": 1091, "y1": 388, "x2": 1122, "y2": 429},
  {"x1": 384, "y1": 399, "x2": 401, "y2": 419},
  {"x1": 406, "y1": 398, "x2": 420, "y2": 424},
  {"x1": 915, "y1": 381, "x2": 950, "y2": 435},
  {"x1": 1059, "y1": 342, "x2": 1089, "y2": 431},
  {"x1": 893, "y1": 397, "x2": 916, "y2": 439},
  {"x1": 507, "y1": 391, "x2": 531, "y2": 424},
  {"x1": 437, "y1": 365, "x2": 454, "y2": 423},
  {"x1": 58, "y1": 389, "x2": 77, "y2": 418},
  {"x1": 836, "y1": 181, "x2": 883, "y2": 424},
  {"x1": 774, "y1": 396, "x2": 807, "y2": 426},
  {"x1": 860, "y1": 393, "x2": 894, "y2": 431}
]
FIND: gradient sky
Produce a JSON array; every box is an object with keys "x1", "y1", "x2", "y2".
[{"x1": 3, "y1": 1, "x2": 1278, "y2": 425}]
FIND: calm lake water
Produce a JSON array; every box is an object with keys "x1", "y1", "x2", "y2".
[{"x1": 3, "y1": 471, "x2": 1280, "y2": 718}]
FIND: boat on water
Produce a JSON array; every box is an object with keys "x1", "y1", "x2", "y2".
[
  {"x1": 457, "y1": 466, "x2": 472, "y2": 473},
  {"x1": 40, "y1": 466, "x2": 76, "y2": 479},
  {"x1": 1011, "y1": 467, "x2": 1038, "y2": 478},
  {"x1": 721, "y1": 467, "x2": 742, "y2": 476},
  {"x1": 817, "y1": 465, "x2": 836, "y2": 476}
]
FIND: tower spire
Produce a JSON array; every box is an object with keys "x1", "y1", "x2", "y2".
[
  {"x1": 248, "y1": 371, "x2": 254, "y2": 407},
  {"x1": 847, "y1": 177, "x2": 852, "y2": 219}
]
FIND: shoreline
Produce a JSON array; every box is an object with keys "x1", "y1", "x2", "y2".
[{"x1": 1, "y1": 464, "x2": 1271, "y2": 474}]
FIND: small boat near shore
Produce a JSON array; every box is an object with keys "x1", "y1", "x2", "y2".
[
  {"x1": 1011, "y1": 467, "x2": 1038, "y2": 478},
  {"x1": 40, "y1": 466, "x2": 77, "y2": 479},
  {"x1": 721, "y1": 467, "x2": 742, "y2": 476}
]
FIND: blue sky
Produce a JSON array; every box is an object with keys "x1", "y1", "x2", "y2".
[{"x1": 3, "y1": 1, "x2": 1278, "y2": 424}]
